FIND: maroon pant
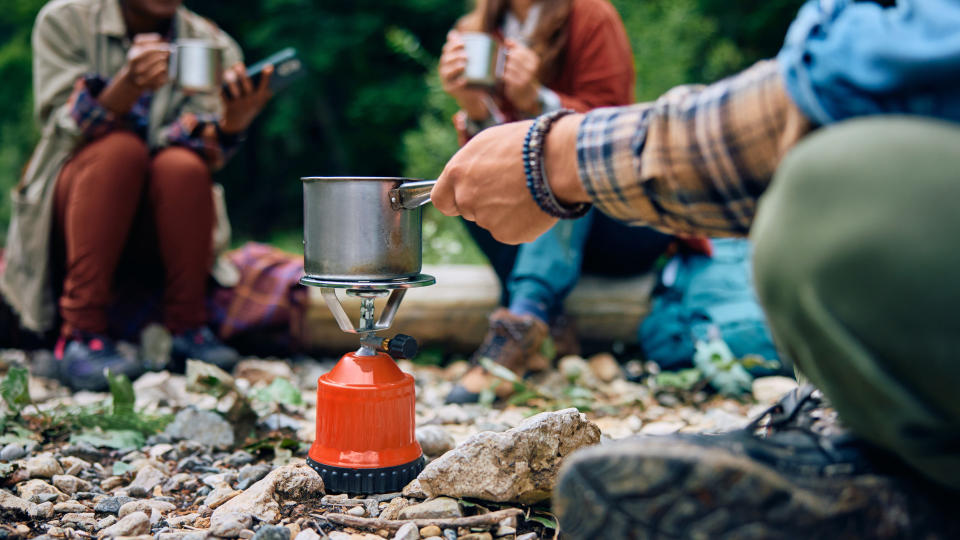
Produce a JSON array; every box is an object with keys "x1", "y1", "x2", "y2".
[{"x1": 54, "y1": 131, "x2": 214, "y2": 336}]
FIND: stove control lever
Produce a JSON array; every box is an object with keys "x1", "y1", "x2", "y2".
[{"x1": 381, "y1": 334, "x2": 419, "y2": 360}]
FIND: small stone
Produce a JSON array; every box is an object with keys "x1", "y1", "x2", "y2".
[
  {"x1": 1, "y1": 489, "x2": 40, "y2": 519},
  {"x1": 458, "y1": 534, "x2": 492, "y2": 540},
  {"x1": 101, "y1": 476, "x2": 126, "y2": 491},
  {"x1": 211, "y1": 463, "x2": 324, "y2": 527},
  {"x1": 347, "y1": 505, "x2": 366, "y2": 516},
  {"x1": 516, "y1": 534, "x2": 538, "y2": 540},
  {"x1": 442, "y1": 530, "x2": 457, "y2": 540},
  {"x1": 398, "y1": 497, "x2": 461, "y2": 520},
  {"x1": 54, "y1": 501, "x2": 90, "y2": 514},
  {"x1": 235, "y1": 359, "x2": 294, "y2": 385},
  {"x1": 61, "y1": 512, "x2": 97, "y2": 531},
  {"x1": 148, "y1": 444, "x2": 176, "y2": 462},
  {"x1": 95, "y1": 496, "x2": 136, "y2": 514},
  {"x1": 166, "y1": 513, "x2": 199, "y2": 528},
  {"x1": 252, "y1": 524, "x2": 291, "y2": 540},
  {"x1": 415, "y1": 426, "x2": 455, "y2": 457},
  {"x1": 33, "y1": 501, "x2": 55, "y2": 519},
  {"x1": 205, "y1": 486, "x2": 240, "y2": 509},
  {"x1": 53, "y1": 473, "x2": 94, "y2": 494},
  {"x1": 237, "y1": 464, "x2": 272, "y2": 490},
  {"x1": 118, "y1": 499, "x2": 176, "y2": 518},
  {"x1": 226, "y1": 450, "x2": 256, "y2": 467},
  {"x1": 26, "y1": 454, "x2": 63, "y2": 478},
  {"x1": 239, "y1": 530, "x2": 256, "y2": 540},
  {"x1": 294, "y1": 530, "x2": 321, "y2": 540},
  {"x1": 402, "y1": 479, "x2": 426, "y2": 499},
  {"x1": 639, "y1": 421, "x2": 685, "y2": 436},
  {"x1": 419, "y1": 525, "x2": 441, "y2": 537},
  {"x1": 163, "y1": 407, "x2": 235, "y2": 449},
  {"x1": 18, "y1": 478, "x2": 68, "y2": 503},
  {"x1": 96, "y1": 515, "x2": 118, "y2": 530},
  {"x1": 379, "y1": 497, "x2": 410, "y2": 520},
  {"x1": 588, "y1": 353, "x2": 622, "y2": 382},
  {"x1": 393, "y1": 523, "x2": 420, "y2": 540},
  {"x1": 0, "y1": 443, "x2": 26, "y2": 461},
  {"x1": 99, "y1": 510, "x2": 150, "y2": 537},
  {"x1": 209, "y1": 514, "x2": 252, "y2": 537},
  {"x1": 752, "y1": 376, "x2": 799, "y2": 405},
  {"x1": 494, "y1": 525, "x2": 516, "y2": 536},
  {"x1": 127, "y1": 465, "x2": 167, "y2": 497},
  {"x1": 60, "y1": 456, "x2": 92, "y2": 477}
]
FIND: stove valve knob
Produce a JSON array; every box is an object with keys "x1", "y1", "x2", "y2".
[{"x1": 383, "y1": 334, "x2": 418, "y2": 360}]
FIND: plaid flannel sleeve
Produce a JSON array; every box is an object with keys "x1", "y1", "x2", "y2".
[
  {"x1": 576, "y1": 60, "x2": 813, "y2": 236},
  {"x1": 163, "y1": 113, "x2": 243, "y2": 170},
  {"x1": 67, "y1": 75, "x2": 123, "y2": 139}
]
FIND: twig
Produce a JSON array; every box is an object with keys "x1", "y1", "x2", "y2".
[{"x1": 324, "y1": 507, "x2": 523, "y2": 532}]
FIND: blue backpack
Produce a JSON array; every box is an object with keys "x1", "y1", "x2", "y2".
[{"x1": 638, "y1": 238, "x2": 781, "y2": 373}]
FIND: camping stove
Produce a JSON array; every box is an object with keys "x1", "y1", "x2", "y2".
[{"x1": 300, "y1": 273, "x2": 435, "y2": 494}]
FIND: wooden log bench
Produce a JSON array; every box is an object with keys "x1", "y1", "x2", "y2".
[{"x1": 300, "y1": 264, "x2": 656, "y2": 354}]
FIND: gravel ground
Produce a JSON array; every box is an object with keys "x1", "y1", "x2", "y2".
[{"x1": 0, "y1": 349, "x2": 797, "y2": 539}]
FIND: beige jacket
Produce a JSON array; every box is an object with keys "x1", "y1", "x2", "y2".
[{"x1": 2, "y1": 0, "x2": 242, "y2": 333}]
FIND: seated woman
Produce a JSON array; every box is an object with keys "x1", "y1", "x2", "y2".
[
  {"x1": 2, "y1": 0, "x2": 272, "y2": 390},
  {"x1": 438, "y1": 0, "x2": 675, "y2": 402}
]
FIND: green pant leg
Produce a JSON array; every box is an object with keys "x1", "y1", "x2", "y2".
[{"x1": 751, "y1": 116, "x2": 960, "y2": 489}]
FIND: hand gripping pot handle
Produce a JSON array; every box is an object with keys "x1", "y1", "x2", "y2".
[{"x1": 389, "y1": 179, "x2": 437, "y2": 211}]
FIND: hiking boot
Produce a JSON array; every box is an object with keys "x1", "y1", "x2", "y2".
[
  {"x1": 56, "y1": 332, "x2": 142, "y2": 391},
  {"x1": 554, "y1": 385, "x2": 960, "y2": 539},
  {"x1": 550, "y1": 313, "x2": 581, "y2": 359},
  {"x1": 171, "y1": 326, "x2": 240, "y2": 372},
  {"x1": 445, "y1": 308, "x2": 548, "y2": 404}
]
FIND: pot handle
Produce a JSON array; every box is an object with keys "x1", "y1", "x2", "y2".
[{"x1": 389, "y1": 179, "x2": 437, "y2": 211}]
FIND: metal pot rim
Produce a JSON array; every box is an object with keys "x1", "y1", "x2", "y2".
[{"x1": 301, "y1": 176, "x2": 424, "y2": 183}]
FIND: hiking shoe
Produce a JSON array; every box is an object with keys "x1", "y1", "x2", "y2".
[
  {"x1": 445, "y1": 308, "x2": 548, "y2": 404},
  {"x1": 171, "y1": 326, "x2": 240, "y2": 372},
  {"x1": 554, "y1": 385, "x2": 960, "y2": 539},
  {"x1": 56, "y1": 332, "x2": 142, "y2": 391},
  {"x1": 550, "y1": 313, "x2": 581, "y2": 359}
]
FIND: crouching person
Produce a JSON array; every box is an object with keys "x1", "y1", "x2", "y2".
[{"x1": 2, "y1": 0, "x2": 273, "y2": 390}]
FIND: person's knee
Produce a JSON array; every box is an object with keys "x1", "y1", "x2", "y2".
[
  {"x1": 150, "y1": 147, "x2": 211, "y2": 195},
  {"x1": 93, "y1": 131, "x2": 151, "y2": 174}
]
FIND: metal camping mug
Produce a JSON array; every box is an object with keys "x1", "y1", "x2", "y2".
[
  {"x1": 301, "y1": 177, "x2": 436, "y2": 281},
  {"x1": 169, "y1": 39, "x2": 223, "y2": 93},
  {"x1": 461, "y1": 32, "x2": 506, "y2": 88}
]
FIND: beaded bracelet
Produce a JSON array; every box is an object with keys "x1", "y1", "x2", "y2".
[{"x1": 523, "y1": 109, "x2": 592, "y2": 219}]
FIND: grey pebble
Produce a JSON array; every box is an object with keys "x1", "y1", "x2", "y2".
[
  {"x1": 0, "y1": 443, "x2": 26, "y2": 461},
  {"x1": 94, "y1": 496, "x2": 135, "y2": 514},
  {"x1": 237, "y1": 464, "x2": 271, "y2": 490},
  {"x1": 443, "y1": 529, "x2": 457, "y2": 540},
  {"x1": 252, "y1": 524, "x2": 291, "y2": 540},
  {"x1": 225, "y1": 450, "x2": 255, "y2": 467}
]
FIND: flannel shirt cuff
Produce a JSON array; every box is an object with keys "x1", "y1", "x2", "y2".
[
  {"x1": 67, "y1": 75, "x2": 118, "y2": 140},
  {"x1": 576, "y1": 104, "x2": 652, "y2": 222}
]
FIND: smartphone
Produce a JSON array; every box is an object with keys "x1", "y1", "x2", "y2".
[{"x1": 226, "y1": 48, "x2": 305, "y2": 95}]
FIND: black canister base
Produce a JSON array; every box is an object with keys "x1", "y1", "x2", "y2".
[{"x1": 307, "y1": 455, "x2": 425, "y2": 494}]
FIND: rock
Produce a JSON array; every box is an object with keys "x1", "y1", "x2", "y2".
[
  {"x1": 402, "y1": 480, "x2": 426, "y2": 499},
  {"x1": 0, "y1": 443, "x2": 26, "y2": 461},
  {"x1": 752, "y1": 376, "x2": 799, "y2": 405},
  {"x1": 163, "y1": 407, "x2": 235, "y2": 449},
  {"x1": 419, "y1": 525, "x2": 441, "y2": 537},
  {"x1": 206, "y1": 486, "x2": 240, "y2": 509},
  {"x1": 516, "y1": 534, "x2": 537, "y2": 540},
  {"x1": 588, "y1": 353, "x2": 622, "y2": 383},
  {"x1": 0, "y1": 489, "x2": 39, "y2": 519},
  {"x1": 237, "y1": 464, "x2": 272, "y2": 490},
  {"x1": 166, "y1": 513, "x2": 198, "y2": 528},
  {"x1": 33, "y1": 501, "x2": 55, "y2": 519},
  {"x1": 226, "y1": 450, "x2": 256, "y2": 467},
  {"x1": 639, "y1": 421, "x2": 685, "y2": 436},
  {"x1": 458, "y1": 534, "x2": 492, "y2": 540},
  {"x1": 99, "y1": 510, "x2": 150, "y2": 538},
  {"x1": 494, "y1": 525, "x2": 516, "y2": 536},
  {"x1": 209, "y1": 513, "x2": 252, "y2": 537},
  {"x1": 53, "y1": 474, "x2": 94, "y2": 494},
  {"x1": 252, "y1": 525, "x2": 291, "y2": 540},
  {"x1": 294, "y1": 530, "x2": 322, "y2": 540},
  {"x1": 96, "y1": 516, "x2": 118, "y2": 530},
  {"x1": 394, "y1": 523, "x2": 420, "y2": 540},
  {"x1": 379, "y1": 497, "x2": 411, "y2": 520},
  {"x1": 128, "y1": 465, "x2": 167, "y2": 497},
  {"x1": 211, "y1": 462, "x2": 324, "y2": 527},
  {"x1": 415, "y1": 426, "x2": 455, "y2": 457},
  {"x1": 133, "y1": 371, "x2": 192, "y2": 409},
  {"x1": 101, "y1": 476, "x2": 126, "y2": 491},
  {"x1": 60, "y1": 456, "x2": 91, "y2": 477},
  {"x1": 18, "y1": 478, "x2": 68, "y2": 503},
  {"x1": 95, "y1": 496, "x2": 136, "y2": 514},
  {"x1": 398, "y1": 497, "x2": 461, "y2": 520},
  {"x1": 62, "y1": 512, "x2": 97, "y2": 531},
  {"x1": 235, "y1": 359, "x2": 294, "y2": 385},
  {"x1": 442, "y1": 529, "x2": 456, "y2": 540},
  {"x1": 54, "y1": 501, "x2": 90, "y2": 514},
  {"x1": 149, "y1": 444, "x2": 176, "y2": 462},
  {"x1": 558, "y1": 356, "x2": 600, "y2": 388},
  {"x1": 26, "y1": 454, "x2": 63, "y2": 478},
  {"x1": 118, "y1": 499, "x2": 176, "y2": 518},
  {"x1": 347, "y1": 505, "x2": 366, "y2": 516},
  {"x1": 416, "y1": 408, "x2": 600, "y2": 504}
]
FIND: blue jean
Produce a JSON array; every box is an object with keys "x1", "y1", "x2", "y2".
[{"x1": 465, "y1": 210, "x2": 673, "y2": 322}]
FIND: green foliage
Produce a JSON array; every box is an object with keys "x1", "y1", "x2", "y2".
[
  {"x1": 249, "y1": 377, "x2": 304, "y2": 406},
  {"x1": 0, "y1": 366, "x2": 31, "y2": 416}
]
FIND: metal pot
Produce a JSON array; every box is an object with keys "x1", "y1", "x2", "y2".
[
  {"x1": 461, "y1": 32, "x2": 506, "y2": 88},
  {"x1": 302, "y1": 177, "x2": 436, "y2": 281},
  {"x1": 169, "y1": 39, "x2": 223, "y2": 93}
]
